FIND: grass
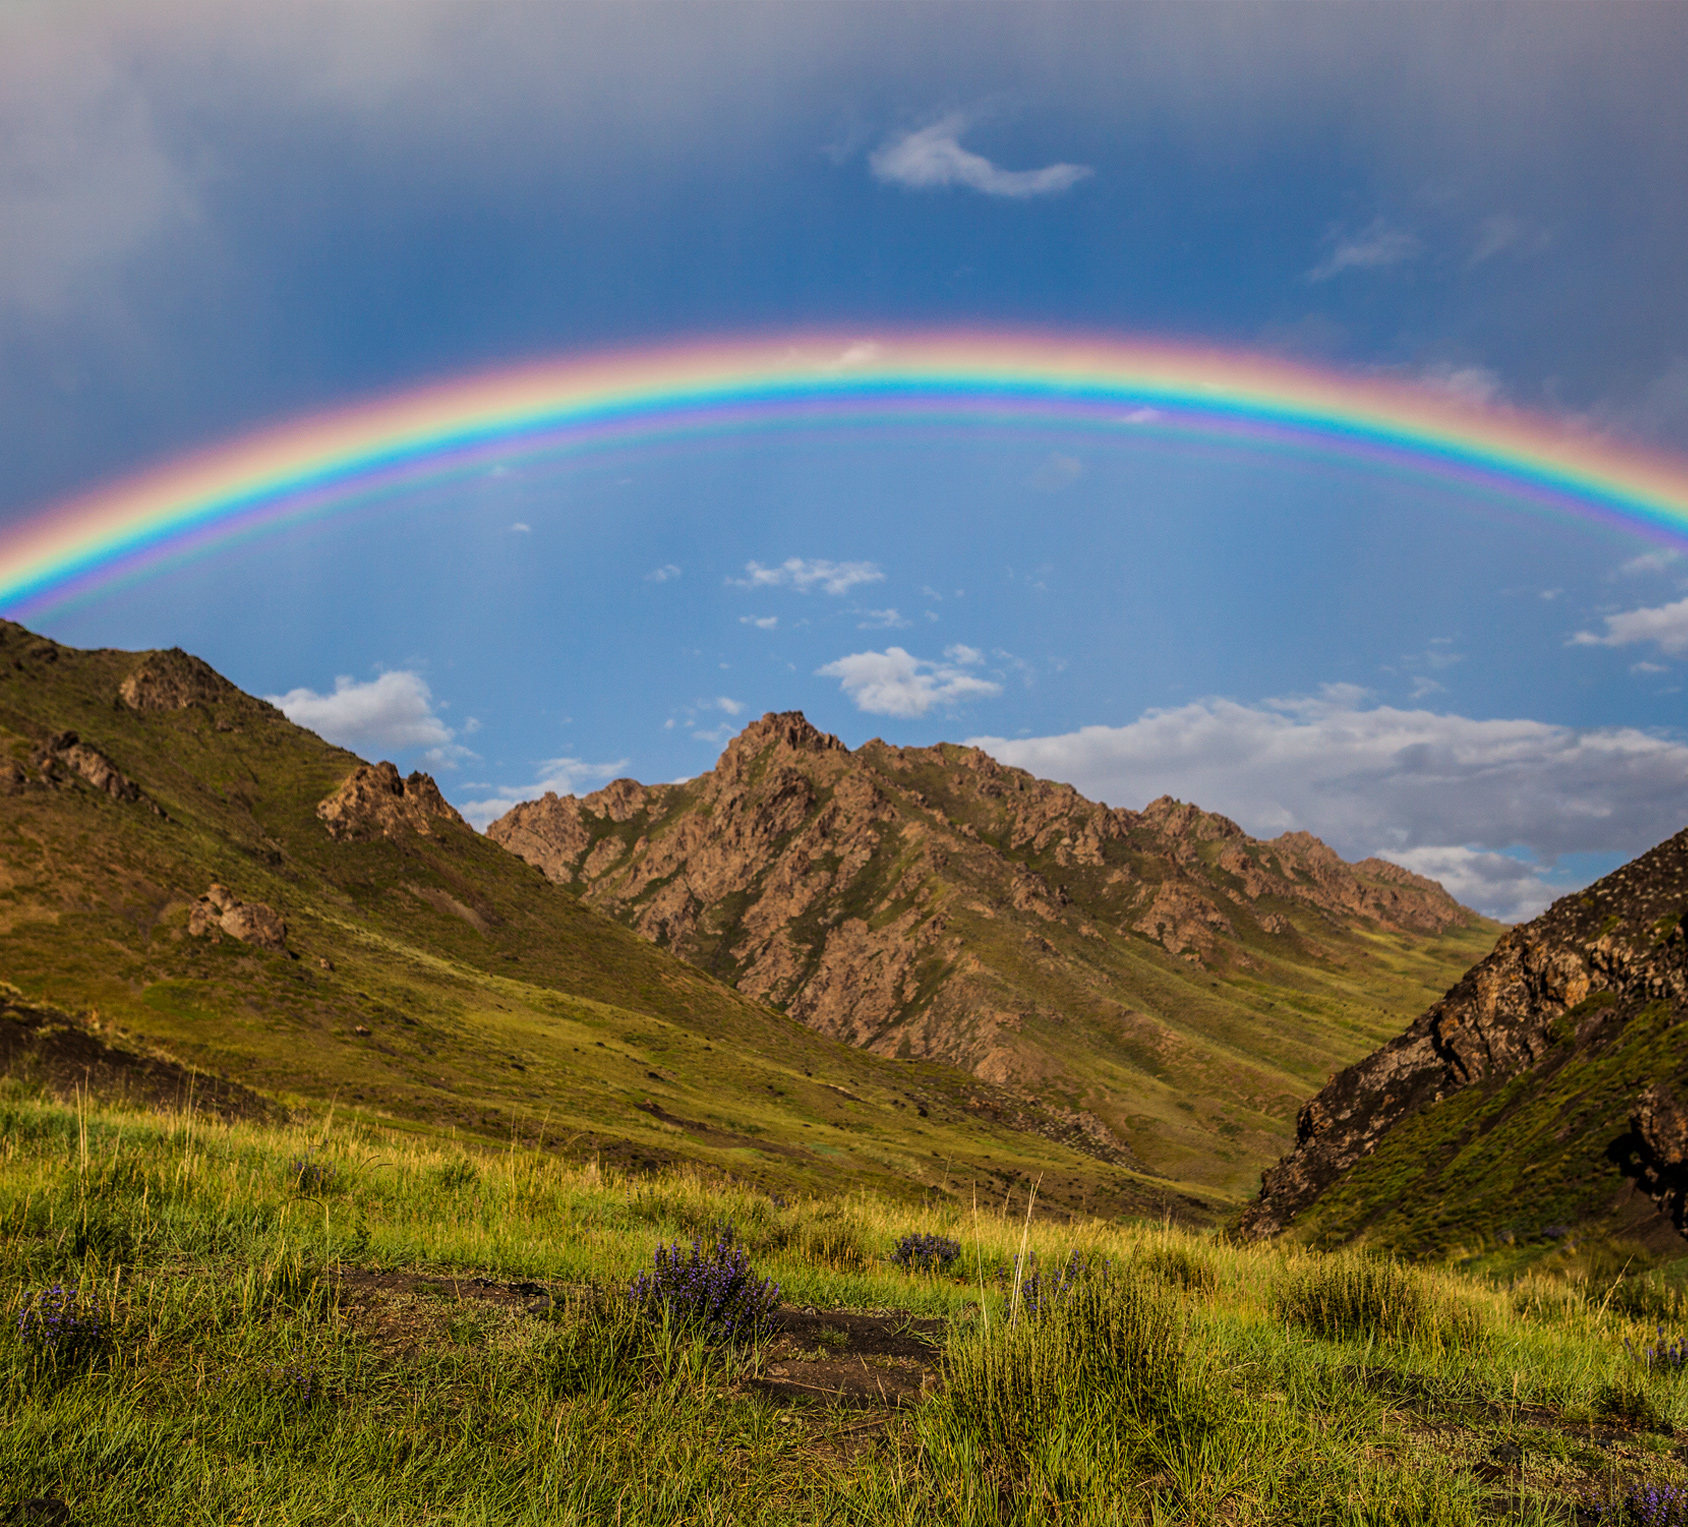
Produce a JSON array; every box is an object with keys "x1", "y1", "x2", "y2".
[{"x1": 6, "y1": 1087, "x2": 1688, "y2": 1524}]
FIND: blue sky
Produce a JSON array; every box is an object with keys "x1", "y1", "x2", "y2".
[{"x1": 4, "y1": 2, "x2": 1688, "y2": 919}]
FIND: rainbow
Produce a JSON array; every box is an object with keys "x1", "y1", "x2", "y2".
[{"x1": 5, "y1": 329, "x2": 1688, "y2": 616}]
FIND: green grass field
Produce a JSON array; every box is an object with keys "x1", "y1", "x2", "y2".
[{"x1": 7, "y1": 1085, "x2": 1688, "y2": 1525}]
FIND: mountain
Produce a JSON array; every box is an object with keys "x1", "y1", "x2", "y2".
[
  {"x1": 0, "y1": 622, "x2": 1216, "y2": 1218},
  {"x1": 1240, "y1": 825, "x2": 1688, "y2": 1252},
  {"x1": 487, "y1": 712, "x2": 1499, "y2": 1195}
]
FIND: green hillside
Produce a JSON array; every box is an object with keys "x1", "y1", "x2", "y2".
[{"x1": 0, "y1": 621, "x2": 1210, "y2": 1219}]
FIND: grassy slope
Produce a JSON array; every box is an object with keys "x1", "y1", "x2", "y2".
[
  {"x1": 1294, "y1": 992, "x2": 1688, "y2": 1257},
  {"x1": 6, "y1": 1089, "x2": 1688, "y2": 1525},
  {"x1": 0, "y1": 625, "x2": 1209, "y2": 1218}
]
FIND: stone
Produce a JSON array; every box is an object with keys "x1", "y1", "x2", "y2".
[
  {"x1": 118, "y1": 648, "x2": 239, "y2": 710},
  {"x1": 187, "y1": 886, "x2": 287, "y2": 952},
  {"x1": 316, "y1": 762, "x2": 467, "y2": 843}
]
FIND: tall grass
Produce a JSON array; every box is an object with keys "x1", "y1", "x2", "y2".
[{"x1": 2, "y1": 1086, "x2": 1686, "y2": 1524}]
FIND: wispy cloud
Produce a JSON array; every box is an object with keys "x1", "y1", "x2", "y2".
[
  {"x1": 818, "y1": 645, "x2": 1002, "y2": 718},
  {"x1": 1570, "y1": 596, "x2": 1688, "y2": 656},
  {"x1": 970, "y1": 688, "x2": 1688, "y2": 922},
  {"x1": 739, "y1": 614, "x2": 778, "y2": 629},
  {"x1": 458, "y1": 756, "x2": 629, "y2": 829},
  {"x1": 734, "y1": 557, "x2": 883, "y2": 595},
  {"x1": 509, "y1": 521, "x2": 531, "y2": 534},
  {"x1": 856, "y1": 607, "x2": 911, "y2": 629},
  {"x1": 870, "y1": 113, "x2": 1091, "y2": 199},
  {"x1": 1413, "y1": 362, "x2": 1503, "y2": 407},
  {"x1": 1308, "y1": 218, "x2": 1421, "y2": 282},
  {"x1": 1618, "y1": 549, "x2": 1681, "y2": 578},
  {"x1": 645, "y1": 563, "x2": 681, "y2": 582},
  {"x1": 268, "y1": 671, "x2": 476, "y2": 766}
]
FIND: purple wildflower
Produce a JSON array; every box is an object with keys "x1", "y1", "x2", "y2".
[
  {"x1": 628, "y1": 1223, "x2": 780, "y2": 1345},
  {"x1": 889, "y1": 1233, "x2": 962, "y2": 1273},
  {"x1": 16, "y1": 1284, "x2": 105, "y2": 1364}
]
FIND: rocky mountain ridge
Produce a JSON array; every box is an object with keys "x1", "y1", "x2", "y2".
[
  {"x1": 488, "y1": 711, "x2": 1495, "y2": 1191},
  {"x1": 1241, "y1": 825, "x2": 1688, "y2": 1248}
]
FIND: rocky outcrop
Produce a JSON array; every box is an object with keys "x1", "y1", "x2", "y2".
[
  {"x1": 316, "y1": 762, "x2": 467, "y2": 843},
  {"x1": 187, "y1": 883, "x2": 288, "y2": 951},
  {"x1": 118, "y1": 648, "x2": 242, "y2": 711},
  {"x1": 1632, "y1": 1084, "x2": 1688, "y2": 1233},
  {"x1": 25, "y1": 731, "x2": 160, "y2": 812},
  {"x1": 488, "y1": 711, "x2": 1479, "y2": 1177},
  {"x1": 1241, "y1": 826, "x2": 1688, "y2": 1239}
]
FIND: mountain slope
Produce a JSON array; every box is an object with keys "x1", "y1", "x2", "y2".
[
  {"x1": 1240, "y1": 825, "x2": 1688, "y2": 1252},
  {"x1": 0, "y1": 623, "x2": 1212, "y2": 1218},
  {"x1": 488, "y1": 712, "x2": 1499, "y2": 1193}
]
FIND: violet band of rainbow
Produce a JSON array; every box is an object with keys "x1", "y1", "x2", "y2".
[{"x1": 4, "y1": 330, "x2": 1688, "y2": 616}]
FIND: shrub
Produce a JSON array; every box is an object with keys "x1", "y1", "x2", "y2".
[
  {"x1": 1138, "y1": 1242, "x2": 1217, "y2": 1294},
  {"x1": 937, "y1": 1272, "x2": 1185, "y2": 1484},
  {"x1": 792, "y1": 1216, "x2": 870, "y2": 1272},
  {"x1": 628, "y1": 1224, "x2": 780, "y2": 1345},
  {"x1": 16, "y1": 1284, "x2": 106, "y2": 1367},
  {"x1": 1275, "y1": 1253, "x2": 1483, "y2": 1349},
  {"x1": 889, "y1": 1233, "x2": 962, "y2": 1273},
  {"x1": 1596, "y1": 1377, "x2": 1670, "y2": 1433},
  {"x1": 433, "y1": 1157, "x2": 478, "y2": 1189}
]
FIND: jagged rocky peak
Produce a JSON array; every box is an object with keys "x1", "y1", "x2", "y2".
[
  {"x1": 118, "y1": 648, "x2": 243, "y2": 711},
  {"x1": 721, "y1": 710, "x2": 846, "y2": 766},
  {"x1": 1240, "y1": 823, "x2": 1688, "y2": 1241},
  {"x1": 316, "y1": 761, "x2": 467, "y2": 843}
]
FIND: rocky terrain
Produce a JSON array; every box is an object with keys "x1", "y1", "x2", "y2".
[
  {"x1": 1242, "y1": 826, "x2": 1688, "y2": 1250},
  {"x1": 489, "y1": 712, "x2": 1496, "y2": 1190}
]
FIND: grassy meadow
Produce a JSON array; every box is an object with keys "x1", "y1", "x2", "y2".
[{"x1": 6, "y1": 1086, "x2": 1688, "y2": 1525}]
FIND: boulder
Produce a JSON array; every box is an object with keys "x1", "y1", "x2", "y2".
[{"x1": 316, "y1": 761, "x2": 467, "y2": 842}]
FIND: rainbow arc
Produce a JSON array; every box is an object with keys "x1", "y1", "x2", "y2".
[{"x1": 4, "y1": 329, "x2": 1687, "y2": 615}]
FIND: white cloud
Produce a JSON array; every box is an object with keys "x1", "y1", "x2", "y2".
[
  {"x1": 1122, "y1": 407, "x2": 1162, "y2": 425},
  {"x1": 645, "y1": 563, "x2": 681, "y2": 582},
  {"x1": 823, "y1": 341, "x2": 881, "y2": 371},
  {"x1": 1377, "y1": 846, "x2": 1560, "y2": 924},
  {"x1": 458, "y1": 756, "x2": 629, "y2": 829},
  {"x1": 713, "y1": 696, "x2": 745, "y2": 716},
  {"x1": 1618, "y1": 549, "x2": 1681, "y2": 578},
  {"x1": 1308, "y1": 218, "x2": 1422, "y2": 282},
  {"x1": 509, "y1": 521, "x2": 531, "y2": 533},
  {"x1": 818, "y1": 646, "x2": 1002, "y2": 718},
  {"x1": 739, "y1": 614, "x2": 778, "y2": 629},
  {"x1": 1571, "y1": 596, "x2": 1688, "y2": 656},
  {"x1": 969, "y1": 690, "x2": 1688, "y2": 921},
  {"x1": 856, "y1": 607, "x2": 911, "y2": 629},
  {"x1": 1633, "y1": 661, "x2": 1669, "y2": 675},
  {"x1": 268, "y1": 671, "x2": 473, "y2": 761},
  {"x1": 870, "y1": 114, "x2": 1092, "y2": 199},
  {"x1": 1414, "y1": 362, "x2": 1503, "y2": 407},
  {"x1": 945, "y1": 643, "x2": 985, "y2": 665},
  {"x1": 735, "y1": 557, "x2": 883, "y2": 595}
]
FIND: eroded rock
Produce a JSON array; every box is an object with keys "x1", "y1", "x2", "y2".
[
  {"x1": 187, "y1": 883, "x2": 287, "y2": 951},
  {"x1": 316, "y1": 762, "x2": 467, "y2": 842},
  {"x1": 118, "y1": 648, "x2": 240, "y2": 711}
]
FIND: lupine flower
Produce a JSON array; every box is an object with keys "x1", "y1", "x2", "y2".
[
  {"x1": 288, "y1": 1155, "x2": 339, "y2": 1195},
  {"x1": 16, "y1": 1284, "x2": 105, "y2": 1364},
  {"x1": 261, "y1": 1360, "x2": 319, "y2": 1406},
  {"x1": 889, "y1": 1233, "x2": 962, "y2": 1272},
  {"x1": 1624, "y1": 1327, "x2": 1688, "y2": 1377},
  {"x1": 627, "y1": 1223, "x2": 780, "y2": 1345},
  {"x1": 1604, "y1": 1482, "x2": 1688, "y2": 1526}
]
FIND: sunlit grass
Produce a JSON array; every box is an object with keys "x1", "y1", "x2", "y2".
[{"x1": 4, "y1": 1086, "x2": 1687, "y2": 1524}]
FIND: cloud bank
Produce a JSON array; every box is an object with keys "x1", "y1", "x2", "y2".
[
  {"x1": 971, "y1": 690, "x2": 1688, "y2": 921},
  {"x1": 1572, "y1": 596, "x2": 1688, "y2": 656},
  {"x1": 870, "y1": 114, "x2": 1091, "y2": 199},
  {"x1": 268, "y1": 671, "x2": 472, "y2": 765},
  {"x1": 819, "y1": 644, "x2": 1001, "y2": 718}
]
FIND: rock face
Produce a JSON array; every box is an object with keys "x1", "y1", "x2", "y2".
[
  {"x1": 317, "y1": 762, "x2": 468, "y2": 843},
  {"x1": 488, "y1": 711, "x2": 1480, "y2": 1184},
  {"x1": 23, "y1": 731, "x2": 158, "y2": 812},
  {"x1": 1240, "y1": 826, "x2": 1688, "y2": 1242},
  {"x1": 118, "y1": 648, "x2": 241, "y2": 711},
  {"x1": 187, "y1": 883, "x2": 288, "y2": 951}
]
